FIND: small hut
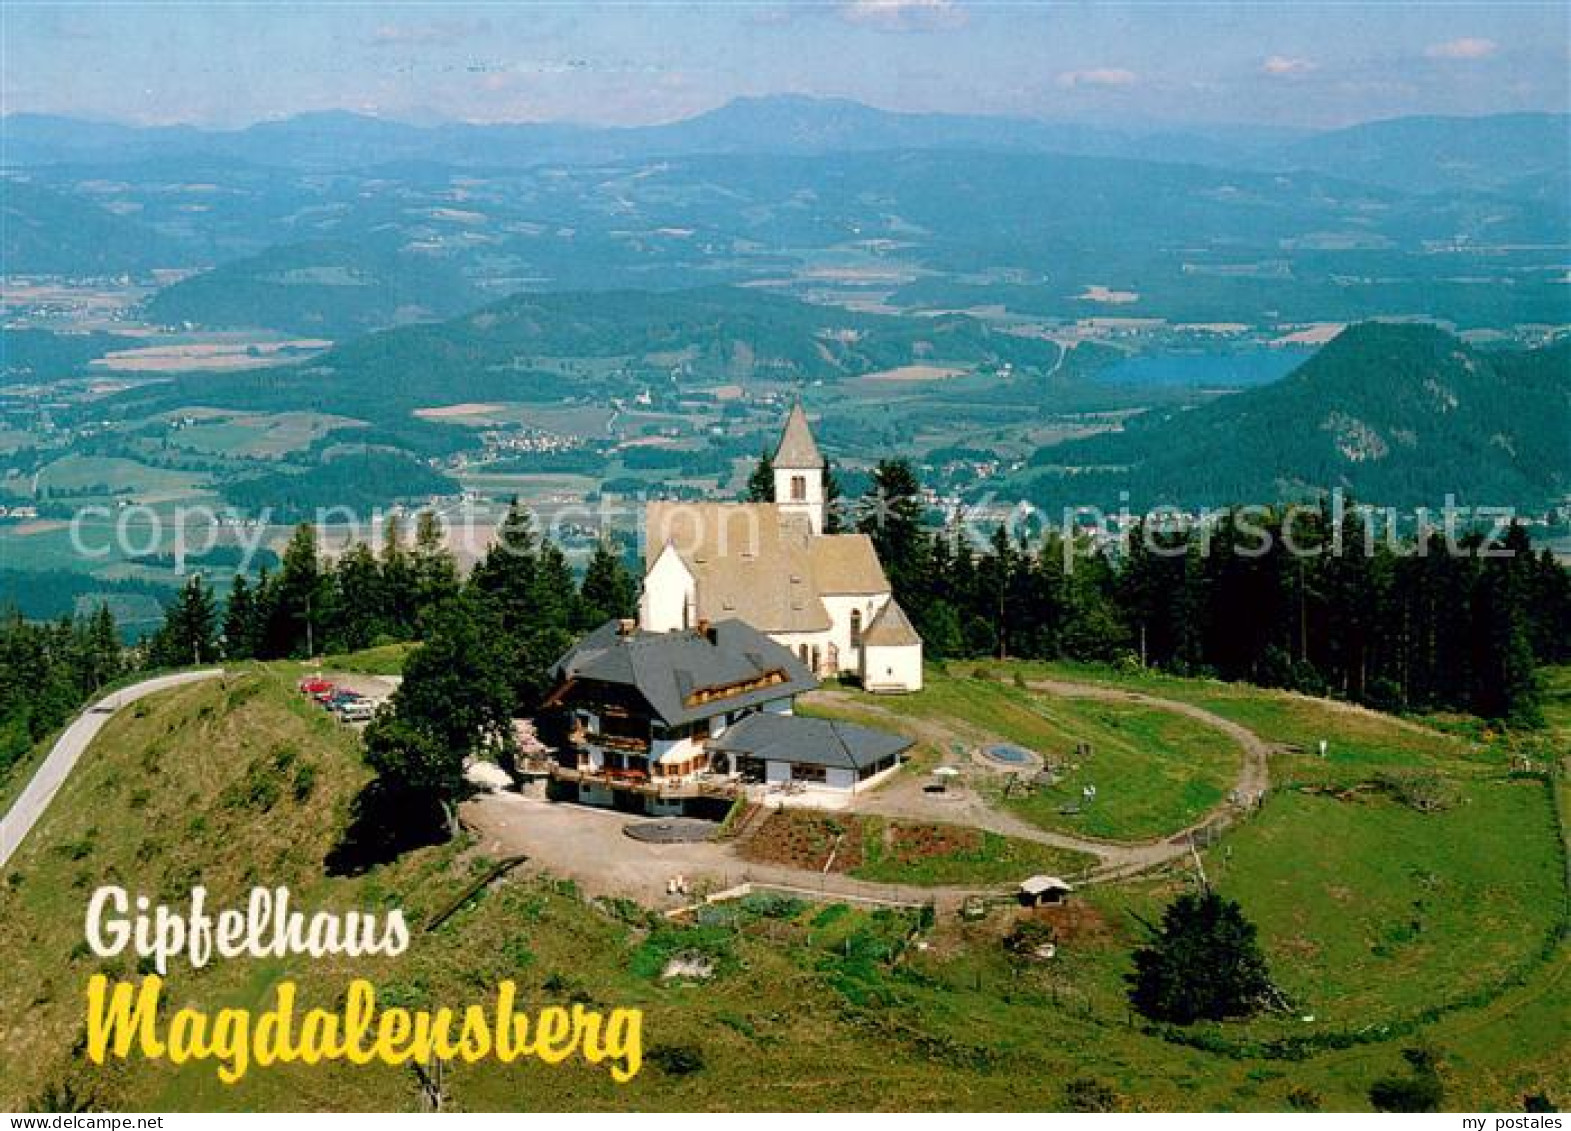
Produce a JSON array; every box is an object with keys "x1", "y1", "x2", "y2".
[{"x1": 1017, "y1": 875, "x2": 1074, "y2": 908}]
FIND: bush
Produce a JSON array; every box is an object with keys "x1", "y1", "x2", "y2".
[
  {"x1": 648, "y1": 1043, "x2": 706, "y2": 1076},
  {"x1": 1286, "y1": 1085, "x2": 1322, "y2": 1111},
  {"x1": 1369, "y1": 1047, "x2": 1445, "y2": 1112},
  {"x1": 1063, "y1": 1076, "x2": 1121, "y2": 1112},
  {"x1": 1369, "y1": 1073, "x2": 1443, "y2": 1113}
]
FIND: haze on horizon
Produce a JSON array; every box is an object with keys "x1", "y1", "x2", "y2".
[{"x1": 3, "y1": 1, "x2": 1567, "y2": 132}]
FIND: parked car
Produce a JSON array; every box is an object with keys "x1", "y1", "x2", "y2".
[
  {"x1": 299, "y1": 677, "x2": 333, "y2": 697},
  {"x1": 339, "y1": 700, "x2": 376, "y2": 723}
]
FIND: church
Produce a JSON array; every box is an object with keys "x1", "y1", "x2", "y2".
[{"x1": 638, "y1": 404, "x2": 924, "y2": 693}]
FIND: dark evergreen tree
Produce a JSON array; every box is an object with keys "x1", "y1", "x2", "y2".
[
  {"x1": 222, "y1": 573, "x2": 257, "y2": 660},
  {"x1": 379, "y1": 513, "x2": 419, "y2": 638},
  {"x1": 1127, "y1": 890, "x2": 1274, "y2": 1024},
  {"x1": 470, "y1": 499, "x2": 539, "y2": 637},
  {"x1": 329, "y1": 542, "x2": 386, "y2": 653},
  {"x1": 746, "y1": 449, "x2": 775, "y2": 503},
  {"x1": 411, "y1": 510, "x2": 461, "y2": 631},
  {"x1": 150, "y1": 574, "x2": 218, "y2": 668},
  {"x1": 859, "y1": 459, "x2": 931, "y2": 625},
  {"x1": 578, "y1": 539, "x2": 638, "y2": 630}
]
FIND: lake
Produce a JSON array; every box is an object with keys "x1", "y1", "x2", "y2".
[{"x1": 1098, "y1": 348, "x2": 1313, "y2": 389}]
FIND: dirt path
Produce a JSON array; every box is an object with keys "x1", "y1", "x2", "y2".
[
  {"x1": 467, "y1": 675, "x2": 1280, "y2": 904},
  {"x1": 813, "y1": 676, "x2": 1274, "y2": 882},
  {"x1": 464, "y1": 791, "x2": 1008, "y2": 913}
]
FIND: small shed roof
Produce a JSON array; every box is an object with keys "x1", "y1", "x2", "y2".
[
  {"x1": 1019, "y1": 875, "x2": 1074, "y2": 896},
  {"x1": 862, "y1": 597, "x2": 921, "y2": 647}
]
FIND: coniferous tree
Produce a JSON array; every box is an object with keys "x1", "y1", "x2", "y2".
[
  {"x1": 83, "y1": 603, "x2": 123, "y2": 690},
  {"x1": 330, "y1": 542, "x2": 386, "y2": 652},
  {"x1": 746, "y1": 449, "x2": 775, "y2": 503},
  {"x1": 411, "y1": 510, "x2": 460, "y2": 630},
  {"x1": 470, "y1": 499, "x2": 539, "y2": 636},
  {"x1": 379, "y1": 513, "x2": 419, "y2": 637},
  {"x1": 578, "y1": 539, "x2": 638, "y2": 630},
  {"x1": 859, "y1": 459, "x2": 930, "y2": 624},
  {"x1": 264, "y1": 524, "x2": 327, "y2": 658},
  {"x1": 222, "y1": 573, "x2": 257, "y2": 660},
  {"x1": 151, "y1": 574, "x2": 218, "y2": 667},
  {"x1": 1128, "y1": 890, "x2": 1274, "y2": 1025}
]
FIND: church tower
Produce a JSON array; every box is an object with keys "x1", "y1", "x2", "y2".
[{"x1": 773, "y1": 402, "x2": 826, "y2": 535}]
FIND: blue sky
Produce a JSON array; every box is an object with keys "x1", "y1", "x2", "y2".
[{"x1": 4, "y1": 2, "x2": 1567, "y2": 129}]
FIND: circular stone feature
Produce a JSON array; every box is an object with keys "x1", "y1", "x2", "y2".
[
  {"x1": 623, "y1": 818, "x2": 718, "y2": 844},
  {"x1": 984, "y1": 743, "x2": 1035, "y2": 766}
]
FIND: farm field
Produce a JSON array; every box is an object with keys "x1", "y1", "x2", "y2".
[{"x1": 165, "y1": 410, "x2": 365, "y2": 458}]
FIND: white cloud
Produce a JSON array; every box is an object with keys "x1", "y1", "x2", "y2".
[
  {"x1": 1055, "y1": 68, "x2": 1138, "y2": 89},
  {"x1": 1262, "y1": 55, "x2": 1316, "y2": 76},
  {"x1": 1424, "y1": 37, "x2": 1499, "y2": 60},
  {"x1": 839, "y1": 0, "x2": 967, "y2": 31}
]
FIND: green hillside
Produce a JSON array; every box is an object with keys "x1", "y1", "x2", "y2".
[
  {"x1": 101, "y1": 285, "x2": 1064, "y2": 433},
  {"x1": 142, "y1": 240, "x2": 484, "y2": 338},
  {"x1": 0, "y1": 665, "x2": 1566, "y2": 1111},
  {"x1": 0, "y1": 179, "x2": 186, "y2": 274},
  {"x1": 1022, "y1": 323, "x2": 1571, "y2": 510}
]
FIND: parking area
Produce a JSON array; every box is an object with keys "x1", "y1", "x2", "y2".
[{"x1": 296, "y1": 671, "x2": 399, "y2": 727}]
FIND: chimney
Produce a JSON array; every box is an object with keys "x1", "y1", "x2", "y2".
[
  {"x1": 695, "y1": 617, "x2": 714, "y2": 642},
  {"x1": 617, "y1": 618, "x2": 637, "y2": 637}
]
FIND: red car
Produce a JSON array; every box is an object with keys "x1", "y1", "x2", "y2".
[{"x1": 299, "y1": 677, "x2": 334, "y2": 697}]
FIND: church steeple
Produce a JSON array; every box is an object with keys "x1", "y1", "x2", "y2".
[{"x1": 773, "y1": 402, "x2": 826, "y2": 535}]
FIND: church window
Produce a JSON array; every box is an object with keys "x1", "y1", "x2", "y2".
[{"x1": 791, "y1": 475, "x2": 807, "y2": 501}]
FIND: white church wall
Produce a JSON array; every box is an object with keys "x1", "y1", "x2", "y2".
[
  {"x1": 640, "y1": 544, "x2": 695, "y2": 632},
  {"x1": 861, "y1": 642, "x2": 924, "y2": 693}
]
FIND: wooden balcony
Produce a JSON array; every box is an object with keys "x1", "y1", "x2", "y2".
[
  {"x1": 569, "y1": 724, "x2": 651, "y2": 753},
  {"x1": 548, "y1": 763, "x2": 740, "y2": 800}
]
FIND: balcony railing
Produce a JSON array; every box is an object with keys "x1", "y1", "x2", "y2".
[
  {"x1": 548, "y1": 763, "x2": 740, "y2": 800},
  {"x1": 570, "y1": 725, "x2": 651, "y2": 753}
]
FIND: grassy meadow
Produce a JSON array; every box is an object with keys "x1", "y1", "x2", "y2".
[{"x1": 0, "y1": 661, "x2": 1565, "y2": 1111}]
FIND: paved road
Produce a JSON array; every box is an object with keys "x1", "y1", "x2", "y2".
[{"x1": 0, "y1": 669, "x2": 225, "y2": 868}]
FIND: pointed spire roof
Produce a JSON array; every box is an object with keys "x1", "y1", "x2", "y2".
[
  {"x1": 862, "y1": 598, "x2": 921, "y2": 647},
  {"x1": 774, "y1": 401, "x2": 825, "y2": 469}
]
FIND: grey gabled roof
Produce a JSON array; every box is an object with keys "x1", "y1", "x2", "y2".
[
  {"x1": 709, "y1": 712, "x2": 912, "y2": 771},
  {"x1": 862, "y1": 597, "x2": 921, "y2": 647},
  {"x1": 548, "y1": 618, "x2": 818, "y2": 727},
  {"x1": 773, "y1": 402, "x2": 825, "y2": 469}
]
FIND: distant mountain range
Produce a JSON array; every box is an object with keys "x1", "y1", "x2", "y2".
[
  {"x1": 5, "y1": 97, "x2": 1565, "y2": 197},
  {"x1": 1022, "y1": 323, "x2": 1571, "y2": 511}
]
